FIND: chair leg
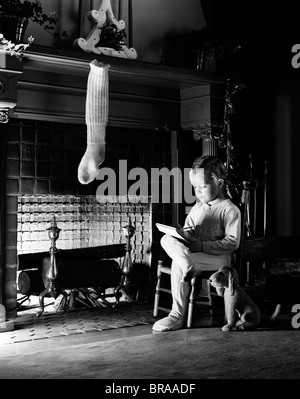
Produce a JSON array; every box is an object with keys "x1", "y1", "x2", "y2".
[
  {"x1": 206, "y1": 280, "x2": 213, "y2": 316},
  {"x1": 187, "y1": 277, "x2": 196, "y2": 328},
  {"x1": 153, "y1": 260, "x2": 163, "y2": 317}
]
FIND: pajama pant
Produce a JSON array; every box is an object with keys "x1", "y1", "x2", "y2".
[{"x1": 160, "y1": 234, "x2": 232, "y2": 319}]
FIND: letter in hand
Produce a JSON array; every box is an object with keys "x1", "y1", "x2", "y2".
[{"x1": 175, "y1": 224, "x2": 193, "y2": 245}]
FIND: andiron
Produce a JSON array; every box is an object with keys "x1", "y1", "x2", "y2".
[
  {"x1": 37, "y1": 216, "x2": 68, "y2": 317},
  {"x1": 114, "y1": 216, "x2": 136, "y2": 306}
]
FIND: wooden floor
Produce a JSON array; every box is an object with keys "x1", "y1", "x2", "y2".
[{"x1": 0, "y1": 301, "x2": 298, "y2": 380}]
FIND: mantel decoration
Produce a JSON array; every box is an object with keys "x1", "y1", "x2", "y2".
[
  {"x1": 73, "y1": 0, "x2": 137, "y2": 59},
  {"x1": 162, "y1": 26, "x2": 241, "y2": 71},
  {"x1": 0, "y1": 33, "x2": 33, "y2": 60},
  {"x1": 185, "y1": 27, "x2": 240, "y2": 69},
  {"x1": 0, "y1": 1, "x2": 68, "y2": 123},
  {"x1": 0, "y1": 0, "x2": 68, "y2": 44},
  {"x1": 214, "y1": 79, "x2": 246, "y2": 205}
]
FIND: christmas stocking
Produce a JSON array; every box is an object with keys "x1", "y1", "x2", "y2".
[{"x1": 78, "y1": 59, "x2": 110, "y2": 184}]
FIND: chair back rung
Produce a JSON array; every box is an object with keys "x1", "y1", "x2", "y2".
[
  {"x1": 159, "y1": 266, "x2": 171, "y2": 274},
  {"x1": 157, "y1": 305, "x2": 171, "y2": 314},
  {"x1": 159, "y1": 287, "x2": 171, "y2": 294}
]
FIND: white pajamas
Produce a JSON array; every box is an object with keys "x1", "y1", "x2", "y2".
[{"x1": 157, "y1": 198, "x2": 241, "y2": 325}]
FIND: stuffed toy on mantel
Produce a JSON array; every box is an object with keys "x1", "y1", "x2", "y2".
[{"x1": 78, "y1": 59, "x2": 110, "y2": 185}]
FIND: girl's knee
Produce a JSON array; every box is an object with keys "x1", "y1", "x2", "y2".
[{"x1": 160, "y1": 234, "x2": 175, "y2": 250}]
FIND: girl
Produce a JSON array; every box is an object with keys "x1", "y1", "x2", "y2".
[{"x1": 153, "y1": 155, "x2": 241, "y2": 332}]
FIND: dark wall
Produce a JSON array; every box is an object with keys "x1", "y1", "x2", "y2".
[{"x1": 210, "y1": 1, "x2": 299, "y2": 236}]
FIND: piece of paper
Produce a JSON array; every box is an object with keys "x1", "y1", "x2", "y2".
[{"x1": 156, "y1": 223, "x2": 190, "y2": 245}]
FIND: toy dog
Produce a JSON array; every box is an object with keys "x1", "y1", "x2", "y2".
[{"x1": 209, "y1": 266, "x2": 281, "y2": 331}]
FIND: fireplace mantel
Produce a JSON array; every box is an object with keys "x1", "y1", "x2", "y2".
[{"x1": 12, "y1": 46, "x2": 225, "y2": 130}]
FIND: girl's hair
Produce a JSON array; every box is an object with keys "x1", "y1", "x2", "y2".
[{"x1": 191, "y1": 155, "x2": 227, "y2": 182}]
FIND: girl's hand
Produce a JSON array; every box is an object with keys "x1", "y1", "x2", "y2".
[
  {"x1": 175, "y1": 225, "x2": 194, "y2": 241},
  {"x1": 189, "y1": 238, "x2": 203, "y2": 252}
]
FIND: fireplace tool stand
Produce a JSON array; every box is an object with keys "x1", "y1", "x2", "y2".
[{"x1": 37, "y1": 216, "x2": 68, "y2": 317}]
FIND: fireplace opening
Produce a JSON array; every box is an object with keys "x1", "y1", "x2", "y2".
[{"x1": 1, "y1": 119, "x2": 173, "y2": 318}]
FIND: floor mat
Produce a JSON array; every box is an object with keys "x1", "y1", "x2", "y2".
[{"x1": 0, "y1": 303, "x2": 157, "y2": 345}]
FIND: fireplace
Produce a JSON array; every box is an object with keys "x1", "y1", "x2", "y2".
[
  {"x1": 1, "y1": 119, "x2": 173, "y2": 318},
  {"x1": 0, "y1": 46, "x2": 224, "y2": 319}
]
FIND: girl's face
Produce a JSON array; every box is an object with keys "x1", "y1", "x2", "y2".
[{"x1": 189, "y1": 169, "x2": 222, "y2": 204}]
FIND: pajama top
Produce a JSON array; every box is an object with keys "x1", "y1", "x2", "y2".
[{"x1": 184, "y1": 198, "x2": 241, "y2": 256}]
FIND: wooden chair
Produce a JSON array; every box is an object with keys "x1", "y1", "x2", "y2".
[{"x1": 153, "y1": 260, "x2": 219, "y2": 328}]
